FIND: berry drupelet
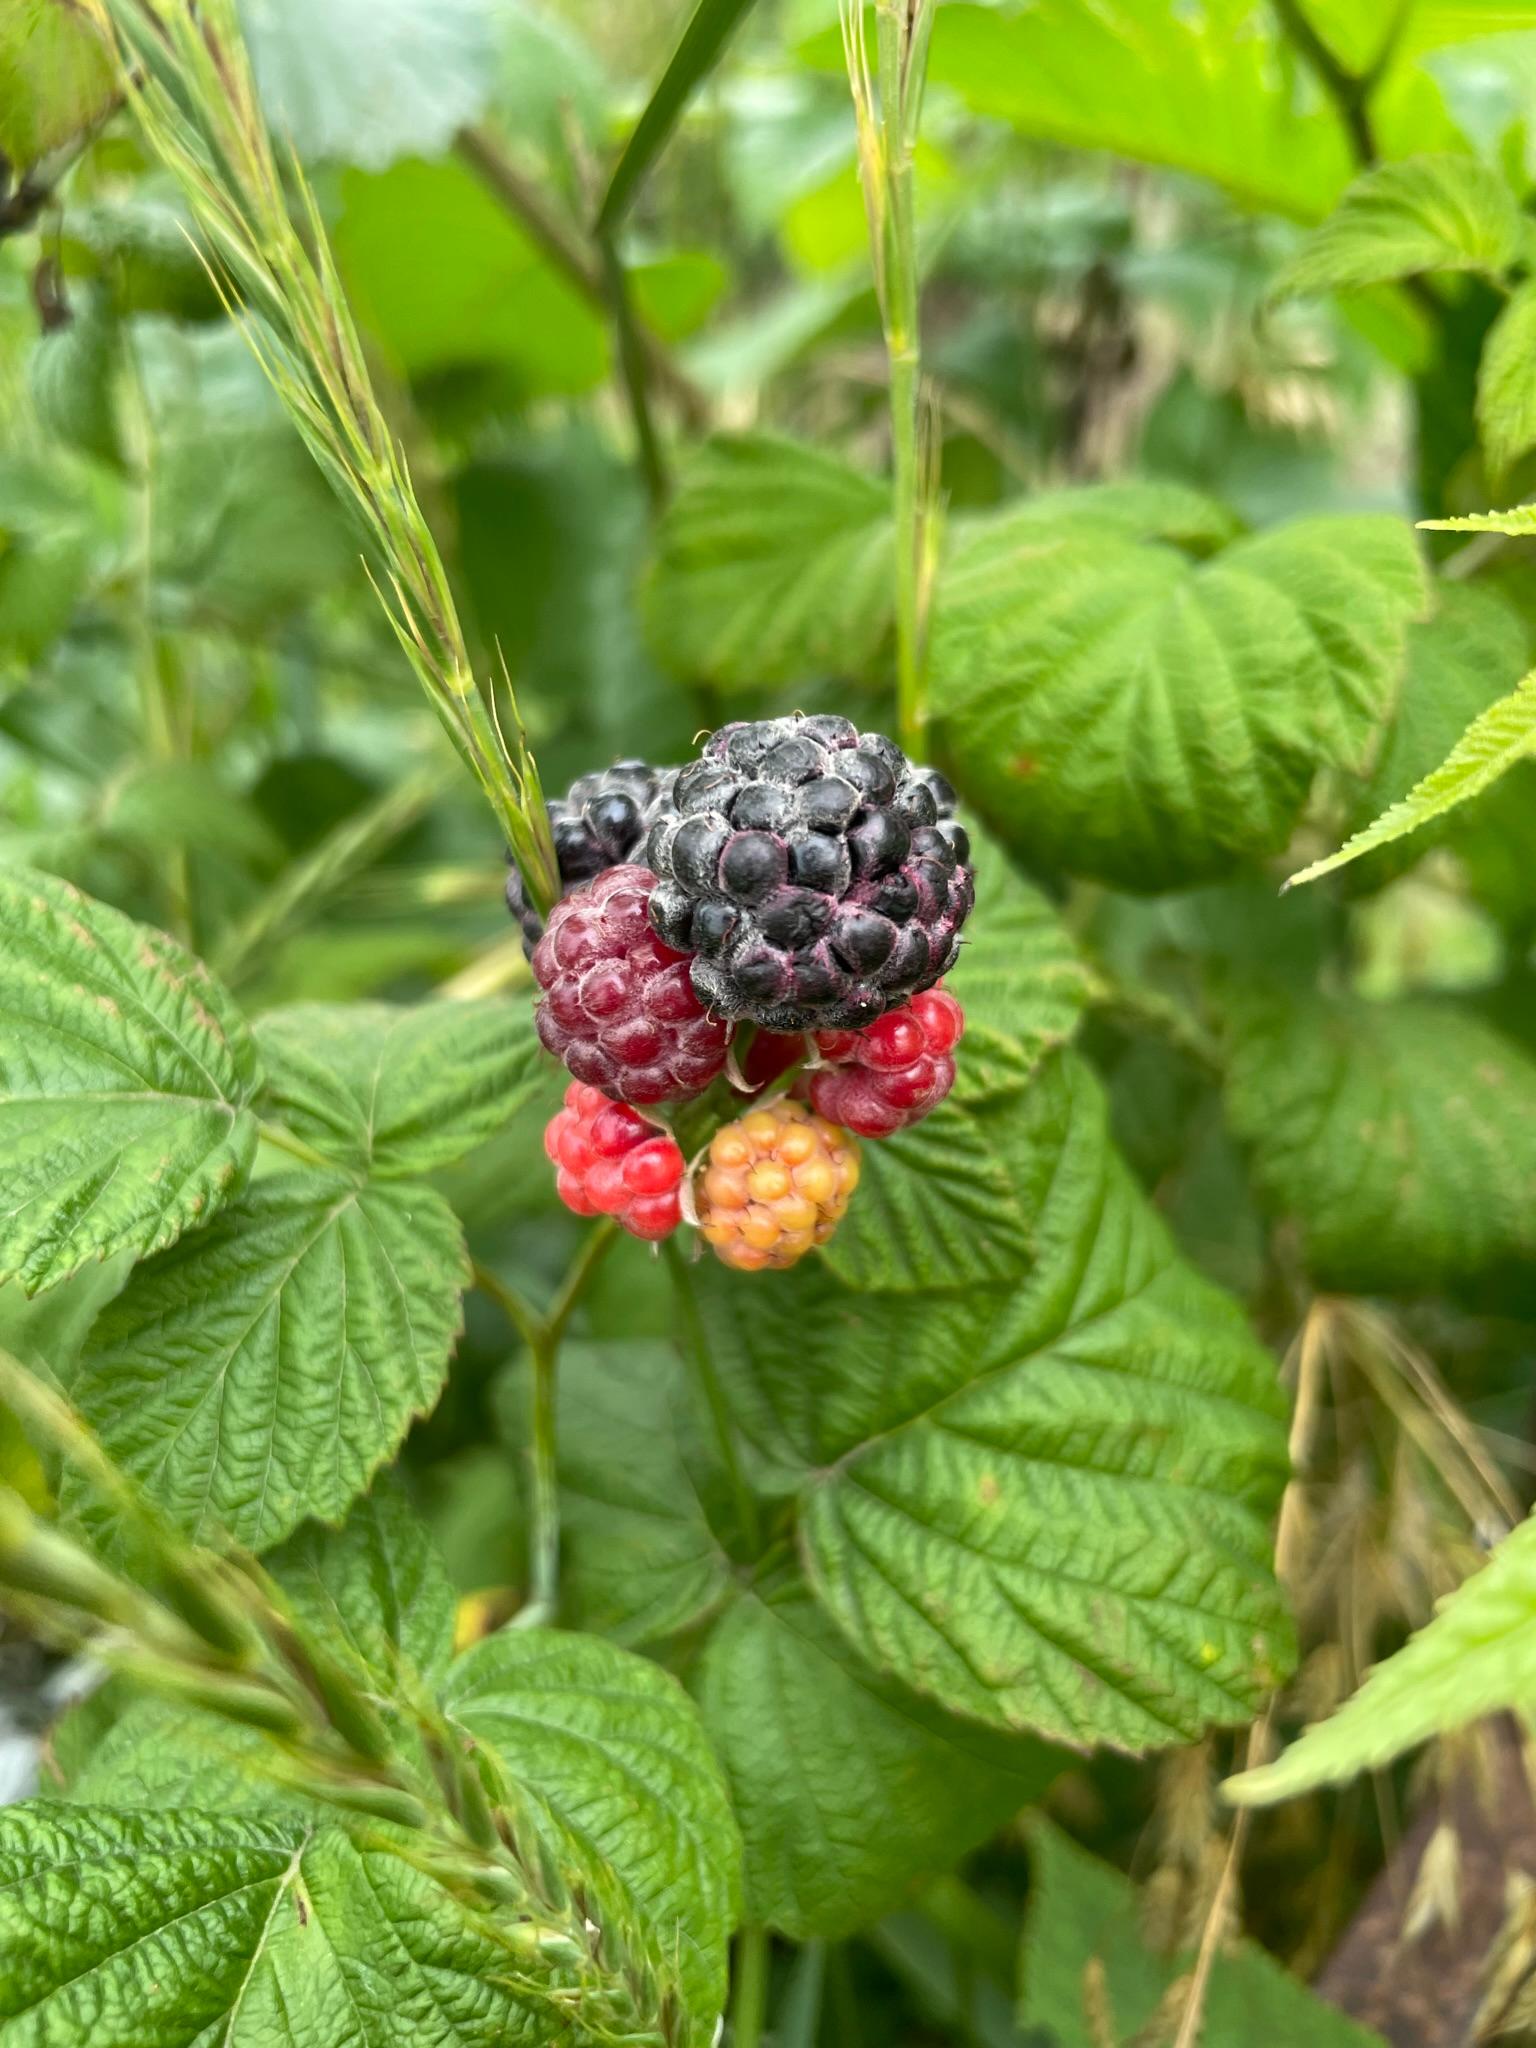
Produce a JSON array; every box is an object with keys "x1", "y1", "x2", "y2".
[
  {"x1": 506, "y1": 759, "x2": 677, "y2": 951},
  {"x1": 644, "y1": 713, "x2": 973, "y2": 1032},
  {"x1": 544, "y1": 1082, "x2": 685, "y2": 1240},
  {"x1": 532, "y1": 865, "x2": 729, "y2": 1105}
]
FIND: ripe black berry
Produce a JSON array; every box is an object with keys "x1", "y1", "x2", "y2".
[
  {"x1": 644, "y1": 715, "x2": 974, "y2": 1031},
  {"x1": 506, "y1": 759, "x2": 677, "y2": 952}
]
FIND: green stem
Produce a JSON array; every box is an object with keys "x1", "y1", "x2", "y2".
[
  {"x1": 664, "y1": 1238, "x2": 762, "y2": 1556},
  {"x1": 731, "y1": 1926, "x2": 769, "y2": 2048},
  {"x1": 873, "y1": 2, "x2": 929, "y2": 761},
  {"x1": 599, "y1": 233, "x2": 669, "y2": 511},
  {"x1": 471, "y1": 1224, "x2": 617, "y2": 1628}
]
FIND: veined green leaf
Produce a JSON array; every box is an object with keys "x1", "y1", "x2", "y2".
[
  {"x1": 1019, "y1": 1816, "x2": 1386, "y2": 2044},
  {"x1": 65, "y1": 1172, "x2": 465, "y2": 1552},
  {"x1": 1478, "y1": 277, "x2": 1536, "y2": 479},
  {"x1": 1274, "y1": 155, "x2": 1524, "y2": 298},
  {"x1": 1290, "y1": 666, "x2": 1536, "y2": 886},
  {"x1": 1227, "y1": 1513, "x2": 1536, "y2": 1808},
  {"x1": 443, "y1": 1626, "x2": 743, "y2": 2026},
  {"x1": 697, "y1": 1577, "x2": 1059, "y2": 1940},
  {"x1": 0, "y1": 1803, "x2": 613, "y2": 2044},
  {"x1": 1222, "y1": 991, "x2": 1536, "y2": 1296},
  {"x1": 643, "y1": 434, "x2": 893, "y2": 689},
  {"x1": 820, "y1": 1027, "x2": 1039, "y2": 1293},
  {"x1": 255, "y1": 1000, "x2": 544, "y2": 1178},
  {"x1": 951, "y1": 477, "x2": 1239, "y2": 555},
  {"x1": 265, "y1": 1473, "x2": 457, "y2": 1685},
  {"x1": 697, "y1": 1054, "x2": 1293, "y2": 1752},
  {"x1": 0, "y1": 865, "x2": 260, "y2": 1294},
  {"x1": 945, "y1": 829, "x2": 1093, "y2": 1061},
  {"x1": 930, "y1": 514, "x2": 1426, "y2": 891}
]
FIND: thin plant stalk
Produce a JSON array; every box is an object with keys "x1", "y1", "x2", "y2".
[
  {"x1": 730, "y1": 1926, "x2": 769, "y2": 2048},
  {"x1": 845, "y1": 0, "x2": 938, "y2": 761},
  {"x1": 85, "y1": 0, "x2": 559, "y2": 913}
]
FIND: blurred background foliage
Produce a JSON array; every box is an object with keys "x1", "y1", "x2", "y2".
[{"x1": 8, "y1": 1, "x2": 1536, "y2": 2042}]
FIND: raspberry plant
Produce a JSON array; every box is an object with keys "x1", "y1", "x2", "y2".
[{"x1": 5, "y1": 2, "x2": 1536, "y2": 2047}]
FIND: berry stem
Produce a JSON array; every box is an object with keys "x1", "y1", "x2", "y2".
[
  {"x1": 730, "y1": 1926, "x2": 770, "y2": 2048},
  {"x1": 664, "y1": 1239, "x2": 763, "y2": 1556},
  {"x1": 471, "y1": 1223, "x2": 618, "y2": 1628}
]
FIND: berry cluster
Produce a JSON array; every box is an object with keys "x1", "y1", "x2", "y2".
[
  {"x1": 543, "y1": 1082, "x2": 685, "y2": 1240},
  {"x1": 518, "y1": 721, "x2": 977, "y2": 1272}
]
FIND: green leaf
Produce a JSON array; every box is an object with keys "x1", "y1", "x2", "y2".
[
  {"x1": 644, "y1": 435, "x2": 893, "y2": 689},
  {"x1": 28, "y1": 288, "x2": 121, "y2": 469},
  {"x1": 820, "y1": 1028, "x2": 1040, "y2": 1293},
  {"x1": 0, "y1": 0, "x2": 117, "y2": 168},
  {"x1": 1228, "y1": 1512, "x2": 1536, "y2": 1810},
  {"x1": 255, "y1": 1000, "x2": 544, "y2": 1178},
  {"x1": 930, "y1": 514, "x2": 1427, "y2": 891},
  {"x1": 952, "y1": 477, "x2": 1239, "y2": 554},
  {"x1": 945, "y1": 831, "x2": 1093, "y2": 1060},
  {"x1": 65, "y1": 1172, "x2": 465, "y2": 1551},
  {"x1": 336, "y1": 156, "x2": 608, "y2": 393},
  {"x1": 697, "y1": 1054, "x2": 1293, "y2": 1751},
  {"x1": 1019, "y1": 1816, "x2": 1386, "y2": 2045},
  {"x1": 1274, "y1": 155, "x2": 1524, "y2": 299},
  {"x1": 0, "y1": 450, "x2": 122, "y2": 667},
  {"x1": 922, "y1": 0, "x2": 1358, "y2": 222},
  {"x1": 1478, "y1": 277, "x2": 1536, "y2": 479},
  {"x1": 596, "y1": 0, "x2": 764, "y2": 234},
  {"x1": 443, "y1": 1626, "x2": 743, "y2": 2027},
  {"x1": 1290, "y1": 664, "x2": 1536, "y2": 886},
  {"x1": 239, "y1": 0, "x2": 505, "y2": 170},
  {"x1": 1335, "y1": 583, "x2": 1530, "y2": 889},
  {"x1": 696, "y1": 1577, "x2": 1059, "y2": 1939},
  {"x1": 0, "y1": 1803, "x2": 613, "y2": 2044},
  {"x1": 265, "y1": 1473, "x2": 457, "y2": 1685},
  {"x1": 1222, "y1": 991, "x2": 1536, "y2": 1297},
  {"x1": 0, "y1": 865, "x2": 260, "y2": 1295}
]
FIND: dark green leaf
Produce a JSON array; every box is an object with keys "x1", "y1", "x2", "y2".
[
  {"x1": 1019, "y1": 1816, "x2": 1385, "y2": 2045},
  {"x1": 1274, "y1": 155, "x2": 1524, "y2": 299},
  {"x1": 696, "y1": 1577, "x2": 1059, "y2": 1938},
  {"x1": 1222, "y1": 990, "x2": 1536, "y2": 1297}
]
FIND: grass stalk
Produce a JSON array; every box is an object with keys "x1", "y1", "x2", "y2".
[{"x1": 85, "y1": 0, "x2": 559, "y2": 912}]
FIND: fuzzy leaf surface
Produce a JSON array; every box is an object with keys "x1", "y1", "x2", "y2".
[
  {"x1": 1274, "y1": 154, "x2": 1523, "y2": 298},
  {"x1": 0, "y1": 1802, "x2": 603, "y2": 2045},
  {"x1": 696, "y1": 1578, "x2": 1059, "y2": 1939},
  {"x1": 929, "y1": 516, "x2": 1425, "y2": 890},
  {"x1": 255, "y1": 1000, "x2": 544, "y2": 1178},
  {"x1": 65, "y1": 1172, "x2": 465, "y2": 1551},
  {"x1": 944, "y1": 834, "x2": 1093, "y2": 1064},
  {"x1": 1223, "y1": 992, "x2": 1536, "y2": 1296},
  {"x1": 696, "y1": 1054, "x2": 1293, "y2": 1750},
  {"x1": 1019, "y1": 1816, "x2": 1386, "y2": 2044},
  {"x1": 0, "y1": 866, "x2": 261, "y2": 1294},
  {"x1": 1478, "y1": 277, "x2": 1536, "y2": 479},
  {"x1": 443, "y1": 1626, "x2": 742, "y2": 2027},
  {"x1": 644, "y1": 434, "x2": 893, "y2": 688}
]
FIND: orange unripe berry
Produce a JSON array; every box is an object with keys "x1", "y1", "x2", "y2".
[{"x1": 695, "y1": 1099, "x2": 859, "y2": 1272}]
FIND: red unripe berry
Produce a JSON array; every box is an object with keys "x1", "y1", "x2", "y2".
[
  {"x1": 805, "y1": 984, "x2": 964, "y2": 1138},
  {"x1": 543, "y1": 1082, "x2": 686, "y2": 1240},
  {"x1": 533, "y1": 866, "x2": 729, "y2": 1105}
]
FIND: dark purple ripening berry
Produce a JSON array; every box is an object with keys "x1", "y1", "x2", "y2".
[
  {"x1": 505, "y1": 759, "x2": 678, "y2": 953},
  {"x1": 642, "y1": 714, "x2": 974, "y2": 1031}
]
